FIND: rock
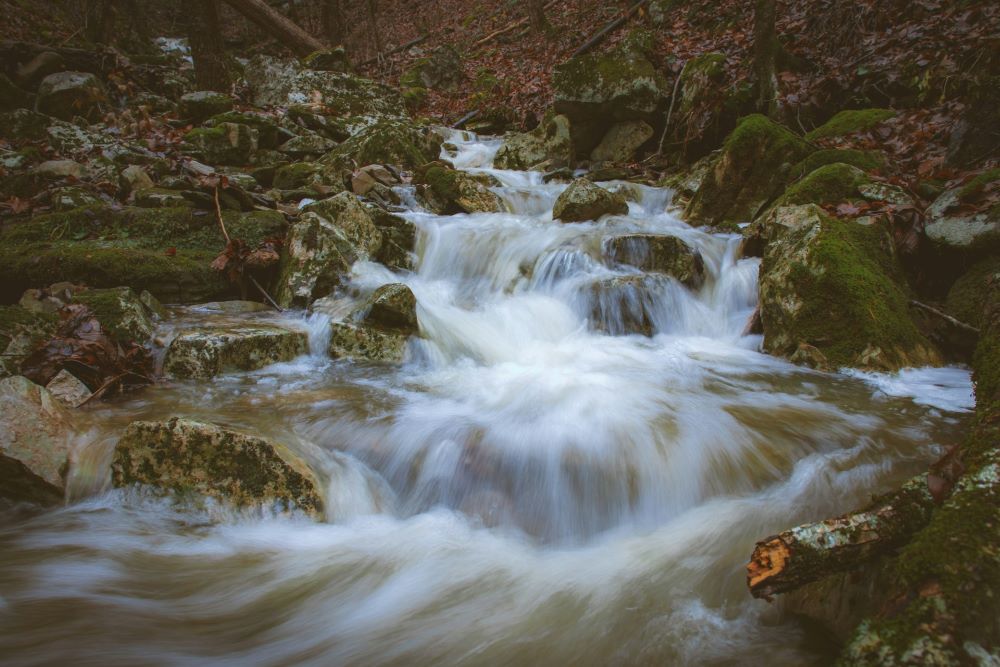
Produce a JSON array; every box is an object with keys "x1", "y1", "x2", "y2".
[
  {"x1": 273, "y1": 162, "x2": 323, "y2": 190},
  {"x1": 370, "y1": 207, "x2": 416, "y2": 271},
  {"x1": 604, "y1": 234, "x2": 705, "y2": 287},
  {"x1": 590, "y1": 120, "x2": 654, "y2": 164},
  {"x1": 401, "y1": 46, "x2": 465, "y2": 91},
  {"x1": 357, "y1": 283, "x2": 418, "y2": 333},
  {"x1": 946, "y1": 256, "x2": 1000, "y2": 329},
  {"x1": 321, "y1": 118, "x2": 442, "y2": 171},
  {"x1": 789, "y1": 149, "x2": 886, "y2": 181},
  {"x1": 119, "y1": 165, "x2": 154, "y2": 193},
  {"x1": 163, "y1": 325, "x2": 308, "y2": 379},
  {"x1": 0, "y1": 306, "x2": 57, "y2": 378},
  {"x1": 19, "y1": 288, "x2": 64, "y2": 315},
  {"x1": 207, "y1": 111, "x2": 286, "y2": 150},
  {"x1": 111, "y1": 418, "x2": 324, "y2": 518},
  {"x1": 649, "y1": 0, "x2": 684, "y2": 25},
  {"x1": 0, "y1": 375, "x2": 73, "y2": 505},
  {"x1": 351, "y1": 168, "x2": 379, "y2": 195},
  {"x1": 588, "y1": 274, "x2": 677, "y2": 336},
  {"x1": 134, "y1": 187, "x2": 194, "y2": 208},
  {"x1": 416, "y1": 164, "x2": 504, "y2": 214},
  {"x1": 50, "y1": 186, "x2": 101, "y2": 211},
  {"x1": 178, "y1": 91, "x2": 234, "y2": 123},
  {"x1": 758, "y1": 204, "x2": 939, "y2": 370},
  {"x1": 277, "y1": 132, "x2": 337, "y2": 158},
  {"x1": 805, "y1": 109, "x2": 896, "y2": 141},
  {"x1": 685, "y1": 114, "x2": 813, "y2": 226},
  {"x1": 15, "y1": 51, "x2": 64, "y2": 88},
  {"x1": 33, "y1": 159, "x2": 86, "y2": 179},
  {"x1": 494, "y1": 113, "x2": 574, "y2": 171},
  {"x1": 35, "y1": 71, "x2": 107, "y2": 121},
  {"x1": 924, "y1": 171, "x2": 1000, "y2": 255},
  {"x1": 302, "y1": 48, "x2": 351, "y2": 73},
  {"x1": 71, "y1": 286, "x2": 158, "y2": 344},
  {"x1": 553, "y1": 48, "x2": 667, "y2": 124},
  {"x1": 276, "y1": 193, "x2": 383, "y2": 307},
  {"x1": 553, "y1": 178, "x2": 629, "y2": 222},
  {"x1": 45, "y1": 369, "x2": 92, "y2": 408},
  {"x1": 182, "y1": 123, "x2": 259, "y2": 167},
  {"x1": 327, "y1": 322, "x2": 408, "y2": 363}
]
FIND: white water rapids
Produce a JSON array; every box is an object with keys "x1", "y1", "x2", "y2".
[{"x1": 0, "y1": 132, "x2": 974, "y2": 665}]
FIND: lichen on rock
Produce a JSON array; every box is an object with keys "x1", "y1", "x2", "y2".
[
  {"x1": 163, "y1": 324, "x2": 308, "y2": 379},
  {"x1": 553, "y1": 178, "x2": 629, "y2": 222}
]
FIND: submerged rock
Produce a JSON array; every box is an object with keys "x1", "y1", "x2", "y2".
[
  {"x1": 35, "y1": 71, "x2": 107, "y2": 121},
  {"x1": 0, "y1": 375, "x2": 74, "y2": 505},
  {"x1": 494, "y1": 113, "x2": 574, "y2": 171},
  {"x1": 553, "y1": 178, "x2": 629, "y2": 222},
  {"x1": 588, "y1": 274, "x2": 677, "y2": 336},
  {"x1": 416, "y1": 164, "x2": 503, "y2": 214},
  {"x1": 111, "y1": 418, "x2": 324, "y2": 518},
  {"x1": 758, "y1": 204, "x2": 939, "y2": 370},
  {"x1": 163, "y1": 325, "x2": 308, "y2": 379},
  {"x1": 604, "y1": 234, "x2": 705, "y2": 287},
  {"x1": 275, "y1": 192, "x2": 383, "y2": 308}
]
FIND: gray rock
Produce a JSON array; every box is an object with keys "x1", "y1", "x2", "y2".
[
  {"x1": 33, "y1": 159, "x2": 86, "y2": 179},
  {"x1": 50, "y1": 186, "x2": 101, "y2": 211},
  {"x1": 179, "y1": 91, "x2": 234, "y2": 123},
  {"x1": 0, "y1": 306, "x2": 58, "y2": 379},
  {"x1": 45, "y1": 369, "x2": 92, "y2": 408},
  {"x1": 182, "y1": 123, "x2": 259, "y2": 167},
  {"x1": 327, "y1": 322, "x2": 408, "y2": 363},
  {"x1": 120, "y1": 165, "x2": 154, "y2": 193},
  {"x1": 278, "y1": 132, "x2": 337, "y2": 158},
  {"x1": 604, "y1": 234, "x2": 704, "y2": 287},
  {"x1": 416, "y1": 164, "x2": 504, "y2": 214},
  {"x1": 15, "y1": 51, "x2": 64, "y2": 88},
  {"x1": 163, "y1": 325, "x2": 308, "y2": 379},
  {"x1": 0, "y1": 376, "x2": 74, "y2": 505},
  {"x1": 590, "y1": 120, "x2": 654, "y2": 164},
  {"x1": 494, "y1": 113, "x2": 574, "y2": 171},
  {"x1": 553, "y1": 48, "x2": 667, "y2": 125},
  {"x1": 553, "y1": 178, "x2": 629, "y2": 222},
  {"x1": 924, "y1": 185, "x2": 1000, "y2": 254},
  {"x1": 35, "y1": 71, "x2": 107, "y2": 121},
  {"x1": 111, "y1": 418, "x2": 324, "y2": 518},
  {"x1": 72, "y1": 286, "x2": 158, "y2": 344},
  {"x1": 357, "y1": 283, "x2": 418, "y2": 333}
]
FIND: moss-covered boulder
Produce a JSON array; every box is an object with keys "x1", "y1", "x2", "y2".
[
  {"x1": 778, "y1": 163, "x2": 910, "y2": 209},
  {"x1": 789, "y1": 149, "x2": 886, "y2": 180},
  {"x1": 946, "y1": 256, "x2": 1000, "y2": 329},
  {"x1": 805, "y1": 108, "x2": 895, "y2": 142},
  {"x1": 71, "y1": 286, "x2": 160, "y2": 344},
  {"x1": 206, "y1": 111, "x2": 285, "y2": 150},
  {"x1": 553, "y1": 48, "x2": 667, "y2": 125},
  {"x1": 111, "y1": 418, "x2": 324, "y2": 518},
  {"x1": 0, "y1": 306, "x2": 57, "y2": 378},
  {"x1": 327, "y1": 322, "x2": 408, "y2": 363},
  {"x1": 0, "y1": 375, "x2": 74, "y2": 505},
  {"x1": 178, "y1": 91, "x2": 234, "y2": 123},
  {"x1": 163, "y1": 324, "x2": 307, "y2": 379},
  {"x1": 494, "y1": 113, "x2": 574, "y2": 171},
  {"x1": 272, "y1": 162, "x2": 323, "y2": 190},
  {"x1": 369, "y1": 207, "x2": 416, "y2": 271},
  {"x1": 357, "y1": 283, "x2": 418, "y2": 334},
  {"x1": 182, "y1": 123, "x2": 259, "y2": 167},
  {"x1": 758, "y1": 204, "x2": 939, "y2": 370},
  {"x1": 604, "y1": 234, "x2": 705, "y2": 287},
  {"x1": 924, "y1": 171, "x2": 1000, "y2": 255},
  {"x1": 590, "y1": 120, "x2": 654, "y2": 164},
  {"x1": 278, "y1": 132, "x2": 337, "y2": 158},
  {"x1": 553, "y1": 178, "x2": 629, "y2": 222},
  {"x1": 35, "y1": 71, "x2": 107, "y2": 121},
  {"x1": 321, "y1": 118, "x2": 441, "y2": 171},
  {"x1": 275, "y1": 193, "x2": 382, "y2": 307},
  {"x1": 400, "y1": 46, "x2": 464, "y2": 91},
  {"x1": 416, "y1": 164, "x2": 503, "y2": 214},
  {"x1": 685, "y1": 114, "x2": 813, "y2": 226}
]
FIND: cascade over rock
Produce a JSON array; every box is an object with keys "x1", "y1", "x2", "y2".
[{"x1": 553, "y1": 178, "x2": 629, "y2": 222}]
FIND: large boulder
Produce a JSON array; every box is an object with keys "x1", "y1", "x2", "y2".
[
  {"x1": 163, "y1": 324, "x2": 308, "y2": 379},
  {"x1": 590, "y1": 120, "x2": 654, "y2": 164},
  {"x1": 416, "y1": 164, "x2": 503, "y2": 214},
  {"x1": 328, "y1": 322, "x2": 409, "y2": 363},
  {"x1": 401, "y1": 46, "x2": 465, "y2": 91},
  {"x1": 553, "y1": 48, "x2": 667, "y2": 126},
  {"x1": 178, "y1": 91, "x2": 235, "y2": 123},
  {"x1": 685, "y1": 114, "x2": 813, "y2": 226},
  {"x1": 924, "y1": 170, "x2": 1000, "y2": 256},
  {"x1": 494, "y1": 113, "x2": 574, "y2": 171},
  {"x1": 182, "y1": 123, "x2": 259, "y2": 167},
  {"x1": 35, "y1": 71, "x2": 107, "y2": 121},
  {"x1": 370, "y1": 207, "x2": 417, "y2": 271},
  {"x1": 553, "y1": 178, "x2": 629, "y2": 222},
  {"x1": 275, "y1": 193, "x2": 383, "y2": 307},
  {"x1": 587, "y1": 274, "x2": 678, "y2": 336},
  {"x1": 604, "y1": 234, "x2": 705, "y2": 287},
  {"x1": 206, "y1": 111, "x2": 286, "y2": 150},
  {"x1": 322, "y1": 118, "x2": 442, "y2": 171},
  {"x1": 805, "y1": 108, "x2": 896, "y2": 142},
  {"x1": 111, "y1": 418, "x2": 324, "y2": 518},
  {"x1": 758, "y1": 204, "x2": 939, "y2": 370},
  {"x1": 0, "y1": 375, "x2": 74, "y2": 505}
]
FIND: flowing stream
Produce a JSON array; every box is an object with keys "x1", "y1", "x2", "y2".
[{"x1": 0, "y1": 132, "x2": 975, "y2": 666}]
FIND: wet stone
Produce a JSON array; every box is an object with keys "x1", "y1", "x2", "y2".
[{"x1": 163, "y1": 325, "x2": 308, "y2": 379}]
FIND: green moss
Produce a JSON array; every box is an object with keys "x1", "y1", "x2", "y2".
[
  {"x1": 790, "y1": 149, "x2": 886, "y2": 180},
  {"x1": 206, "y1": 111, "x2": 281, "y2": 149},
  {"x1": 806, "y1": 108, "x2": 896, "y2": 141},
  {"x1": 322, "y1": 119, "x2": 441, "y2": 170},
  {"x1": 686, "y1": 114, "x2": 813, "y2": 224},
  {"x1": 780, "y1": 163, "x2": 870, "y2": 207},
  {"x1": 946, "y1": 257, "x2": 1000, "y2": 329},
  {"x1": 272, "y1": 163, "x2": 321, "y2": 190},
  {"x1": 958, "y1": 168, "x2": 1000, "y2": 203}
]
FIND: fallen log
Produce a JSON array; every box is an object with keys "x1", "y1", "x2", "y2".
[
  {"x1": 0, "y1": 40, "x2": 124, "y2": 77},
  {"x1": 222, "y1": 0, "x2": 326, "y2": 59},
  {"x1": 569, "y1": 0, "x2": 650, "y2": 59},
  {"x1": 747, "y1": 474, "x2": 938, "y2": 599}
]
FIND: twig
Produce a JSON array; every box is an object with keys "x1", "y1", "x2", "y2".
[
  {"x1": 570, "y1": 0, "x2": 650, "y2": 59},
  {"x1": 910, "y1": 300, "x2": 980, "y2": 334},
  {"x1": 473, "y1": 0, "x2": 560, "y2": 47},
  {"x1": 213, "y1": 186, "x2": 230, "y2": 244},
  {"x1": 657, "y1": 61, "x2": 685, "y2": 155},
  {"x1": 250, "y1": 275, "x2": 284, "y2": 312}
]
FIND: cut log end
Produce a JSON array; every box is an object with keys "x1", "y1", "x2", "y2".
[{"x1": 747, "y1": 536, "x2": 791, "y2": 599}]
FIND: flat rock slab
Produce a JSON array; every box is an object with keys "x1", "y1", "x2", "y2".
[
  {"x1": 163, "y1": 324, "x2": 308, "y2": 379},
  {"x1": 328, "y1": 322, "x2": 408, "y2": 363},
  {"x1": 111, "y1": 418, "x2": 324, "y2": 518}
]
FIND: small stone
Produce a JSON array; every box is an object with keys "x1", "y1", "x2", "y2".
[
  {"x1": 120, "y1": 165, "x2": 154, "y2": 193},
  {"x1": 45, "y1": 369, "x2": 92, "y2": 408},
  {"x1": 553, "y1": 178, "x2": 629, "y2": 222},
  {"x1": 352, "y1": 168, "x2": 378, "y2": 195},
  {"x1": 72, "y1": 286, "x2": 157, "y2": 344},
  {"x1": 33, "y1": 159, "x2": 86, "y2": 179},
  {"x1": 358, "y1": 283, "x2": 418, "y2": 333},
  {"x1": 19, "y1": 288, "x2": 64, "y2": 315}
]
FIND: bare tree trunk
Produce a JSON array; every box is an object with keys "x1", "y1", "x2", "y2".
[
  {"x1": 222, "y1": 0, "x2": 325, "y2": 58},
  {"x1": 365, "y1": 0, "x2": 383, "y2": 58},
  {"x1": 753, "y1": 0, "x2": 779, "y2": 117},
  {"x1": 85, "y1": 0, "x2": 117, "y2": 44},
  {"x1": 322, "y1": 0, "x2": 345, "y2": 46},
  {"x1": 527, "y1": 0, "x2": 550, "y2": 33},
  {"x1": 184, "y1": 0, "x2": 231, "y2": 92}
]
